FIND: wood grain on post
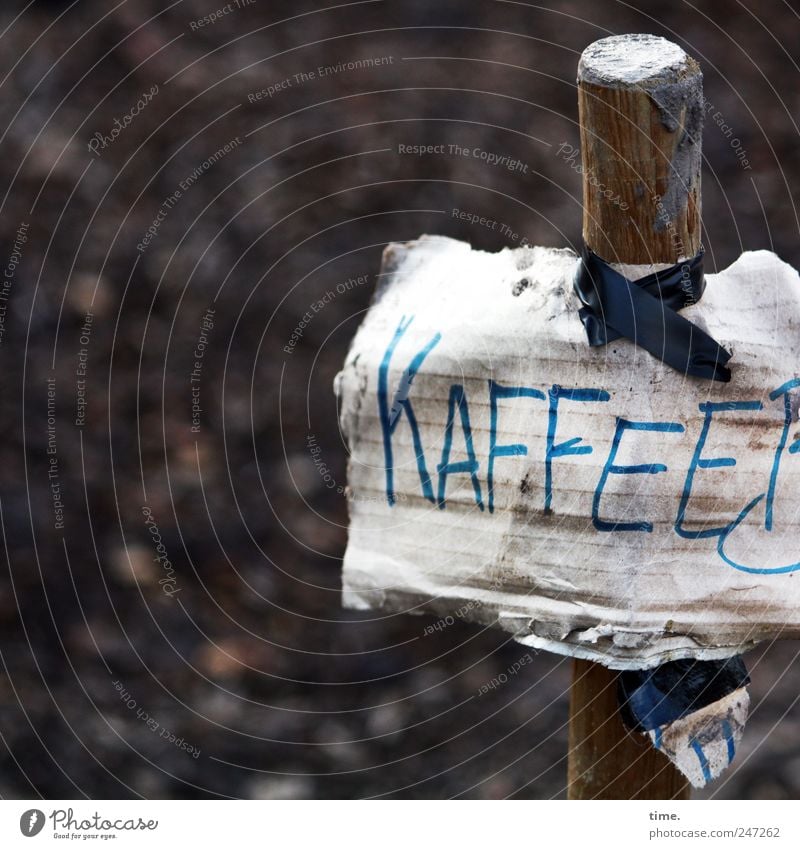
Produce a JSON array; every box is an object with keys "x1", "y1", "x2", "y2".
[
  {"x1": 568, "y1": 660, "x2": 690, "y2": 799},
  {"x1": 578, "y1": 33, "x2": 703, "y2": 264},
  {"x1": 568, "y1": 33, "x2": 700, "y2": 800}
]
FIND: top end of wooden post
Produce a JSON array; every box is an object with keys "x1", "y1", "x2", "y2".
[
  {"x1": 577, "y1": 34, "x2": 703, "y2": 265},
  {"x1": 579, "y1": 34, "x2": 699, "y2": 90}
]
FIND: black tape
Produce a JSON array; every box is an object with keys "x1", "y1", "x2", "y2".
[
  {"x1": 617, "y1": 656, "x2": 750, "y2": 733},
  {"x1": 574, "y1": 246, "x2": 732, "y2": 382}
]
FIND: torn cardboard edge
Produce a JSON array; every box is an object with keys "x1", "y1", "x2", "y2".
[{"x1": 343, "y1": 577, "x2": 765, "y2": 672}]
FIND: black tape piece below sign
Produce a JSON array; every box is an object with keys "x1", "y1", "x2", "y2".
[
  {"x1": 617, "y1": 656, "x2": 750, "y2": 733},
  {"x1": 573, "y1": 246, "x2": 732, "y2": 382}
]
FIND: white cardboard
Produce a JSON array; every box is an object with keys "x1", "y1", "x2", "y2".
[{"x1": 336, "y1": 236, "x2": 800, "y2": 669}]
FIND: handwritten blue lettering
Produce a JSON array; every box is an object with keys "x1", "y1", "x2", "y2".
[
  {"x1": 487, "y1": 380, "x2": 546, "y2": 513},
  {"x1": 378, "y1": 316, "x2": 441, "y2": 506},
  {"x1": 374, "y1": 322, "x2": 800, "y2": 575},
  {"x1": 437, "y1": 384, "x2": 484, "y2": 510},
  {"x1": 675, "y1": 401, "x2": 762, "y2": 539},
  {"x1": 545, "y1": 385, "x2": 610, "y2": 513},
  {"x1": 766, "y1": 378, "x2": 800, "y2": 530},
  {"x1": 593, "y1": 418, "x2": 685, "y2": 532}
]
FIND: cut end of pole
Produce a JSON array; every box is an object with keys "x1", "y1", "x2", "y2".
[{"x1": 578, "y1": 34, "x2": 699, "y2": 88}]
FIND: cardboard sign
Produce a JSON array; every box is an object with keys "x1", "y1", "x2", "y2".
[{"x1": 336, "y1": 236, "x2": 800, "y2": 669}]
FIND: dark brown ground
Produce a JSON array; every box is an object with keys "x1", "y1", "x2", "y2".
[{"x1": 0, "y1": 0, "x2": 798, "y2": 799}]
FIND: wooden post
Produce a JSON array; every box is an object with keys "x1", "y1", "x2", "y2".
[
  {"x1": 567, "y1": 33, "x2": 702, "y2": 800},
  {"x1": 568, "y1": 660, "x2": 690, "y2": 799},
  {"x1": 578, "y1": 33, "x2": 702, "y2": 265}
]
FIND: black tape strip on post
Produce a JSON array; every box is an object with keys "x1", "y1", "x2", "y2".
[{"x1": 574, "y1": 249, "x2": 732, "y2": 381}]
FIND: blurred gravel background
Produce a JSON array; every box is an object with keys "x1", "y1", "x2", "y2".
[{"x1": 0, "y1": 0, "x2": 798, "y2": 799}]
